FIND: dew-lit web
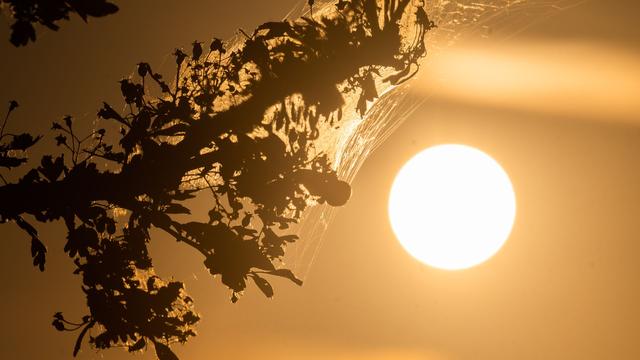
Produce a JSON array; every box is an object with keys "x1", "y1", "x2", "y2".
[
  {"x1": 285, "y1": 0, "x2": 585, "y2": 280},
  {"x1": 101, "y1": 0, "x2": 584, "y2": 282}
]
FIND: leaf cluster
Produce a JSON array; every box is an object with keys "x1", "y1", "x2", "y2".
[{"x1": 1, "y1": 0, "x2": 119, "y2": 46}]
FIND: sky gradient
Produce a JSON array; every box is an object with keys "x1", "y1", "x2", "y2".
[{"x1": 1, "y1": 1, "x2": 639, "y2": 359}]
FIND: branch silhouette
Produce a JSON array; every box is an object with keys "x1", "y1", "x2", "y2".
[
  {"x1": 1, "y1": 0, "x2": 119, "y2": 46},
  {"x1": 0, "y1": 1, "x2": 433, "y2": 358}
]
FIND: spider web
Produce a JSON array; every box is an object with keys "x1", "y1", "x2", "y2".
[
  {"x1": 287, "y1": 0, "x2": 585, "y2": 279},
  {"x1": 110, "y1": 0, "x2": 584, "y2": 283}
]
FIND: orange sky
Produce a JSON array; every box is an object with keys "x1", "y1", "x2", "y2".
[{"x1": 1, "y1": 1, "x2": 639, "y2": 359}]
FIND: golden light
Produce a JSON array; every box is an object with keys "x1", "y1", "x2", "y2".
[{"x1": 388, "y1": 144, "x2": 516, "y2": 270}]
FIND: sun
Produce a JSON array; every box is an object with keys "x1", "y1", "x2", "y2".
[{"x1": 388, "y1": 144, "x2": 516, "y2": 270}]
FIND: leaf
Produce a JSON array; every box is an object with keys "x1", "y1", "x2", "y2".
[
  {"x1": 119, "y1": 80, "x2": 144, "y2": 106},
  {"x1": 70, "y1": 0, "x2": 119, "y2": 21},
  {"x1": 73, "y1": 321, "x2": 95, "y2": 357},
  {"x1": 65, "y1": 225, "x2": 99, "y2": 257},
  {"x1": 128, "y1": 338, "x2": 146, "y2": 352},
  {"x1": 165, "y1": 203, "x2": 191, "y2": 214},
  {"x1": 153, "y1": 341, "x2": 179, "y2": 360},
  {"x1": 19, "y1": 169, "x2": 41, "y2": 184},
  {"x1": 16, "y1": 217, "x2": 38, "y2": 238},
  {"x1": 251, "y1": 274, "x2": 274, "y2": 298},
  {"x1": 52, "y1": 318, "x2": 65, "y2": 331},
  {"x1": 241, "y1": 213, "x2": 251, "y2": 227},
  {"x1": 39, "y1": 155, "x2": 66, "y2": 182},
  {"x1": 268, "y1": 268, "x2": 303, "y2": 286},
  {"x1": 15, "y1": 212, "x2": 48, "y2": 274},
  {"x1": 31, "y1": 237, "x2": 47, "y2": 271},
  {"x1": 171, "y1": 190, "x2": 197, "y2": 201},
  {"x1": 85, "y1": 1, "x2": 119, "y2": 17},
  {"x1": 256, "y1": 22, "x2": 292, "y2": 37},
  {"x1": 9, "y1": 133, "x2": 40, "y2": 151},
  {"x1": 55, "y1": 135, "x2": 67, "y2": 146},
  {"x1": 10, "y1": 20, "x2": 36, "y2": 47},
  {"x1": 0, "y1": 155, "x2": 27, "y2": 169}
]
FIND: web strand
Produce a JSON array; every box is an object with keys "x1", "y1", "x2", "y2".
[{"x1": 289, "y1": 0, "x2": 584, "y2": 280}]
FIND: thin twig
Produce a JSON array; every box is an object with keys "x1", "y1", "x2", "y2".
[
  {"x1": 238, "y1": 28, "x2": 252, "y2": 40},
  {"x1": 0, "y1": 105, "x2": 14, "y2": 138}
]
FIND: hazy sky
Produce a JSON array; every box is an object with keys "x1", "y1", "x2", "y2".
[{"x1": 1, "y1": 1, "x2": 639, "y2": 359}]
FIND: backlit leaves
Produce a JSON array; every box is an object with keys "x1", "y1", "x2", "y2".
[
  {"x1": 265, "y1": 268, "x2": 304, "y2": 286},
  {"x1": 0, "y1": 1, "x2": 431, "y2": 359},
  {"x1": 9, "y1": 133, "x2": 41, "y2": 151},
  {"x1": 153, "y1": 341, "x2": 179, "y2": 360},
  {"x1": 2, "y1": 0, "x2": 119, "y2": 46},
  {"x1": 16, "y1": 216, "x2": 47, "y2": 271},
  {"x1": 64, "y1": 225, "x2": 99, "y2": 258},
  {"x1": 128, "y1": 338, "x2": 146, "y2": 353},
  {"x1": 31, "y1": 237, "x2": 47, "y2": 271},
  {"x1": 250, "y1": 273, "x2": 274, "y2": 298},
  {"x1": 38, "y1": 155, "x2": 66, "y2": 182}
]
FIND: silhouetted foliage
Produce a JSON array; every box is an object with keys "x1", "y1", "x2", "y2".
[
  {"x1": 1, "y1": 0, "x2": 119, "y2": 46},
  {"x1": 0, "y1": 0, "x2": 432, "y2": 358}
]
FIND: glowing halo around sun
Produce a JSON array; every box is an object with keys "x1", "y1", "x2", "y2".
[{"x1": 388, "y1": 144, "x2": 516, "y2": 270}]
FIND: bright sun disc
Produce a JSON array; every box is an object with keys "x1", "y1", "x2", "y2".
[{"x1": 388, "y1": 144, "x2": 516, "y2": 270}]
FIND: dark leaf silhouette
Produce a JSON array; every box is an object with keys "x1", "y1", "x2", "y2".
[
  {"x1": 15, "y1": 216, "x2": 47, "y2": 271},
  {"x1": 165, "y1": 203, "x2": 191, "y2": 215},
  {"x1": 251, "y1": 273, "x2": 274, "y2": 298},
  {"x1": 9, "y1": 20, "x2": 35, "y2": 46},
  {"x1": 267, "y1": 268, "x2": 304, "y2": 286},
  {"x1": 15, "y1": 216, "x2": 37, "y2": 238},
  {"x1": 38, "y1": 155, "x2": 66, "y2": 182},
  {"x1": 71, "y1": 0, "x2": 119, "y2": 21},
  {"x1": 52, "y1": 318, "x2": 66, "y2": 331},
  {"x1": 128, "y1": 338, "x2": 146, "y2": 352},
  {"x1": 55, "y1": 135, "x2": 68, "y2": 146},
  {"x1": 0, "y1": 156, "x2": 26, "y2": 169},
  {"x1": 10, "y1": 133, "x2": 40, "y2": 151},
  {"x1": 2, "y1": 0, "x2": 120, "y2": 46},
  {"x1": 31, "y1": 237, "x2": 47, "y2": 271},
  {"x1": 153, "y1": 341, "x2": 179, "y2": 360}
]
